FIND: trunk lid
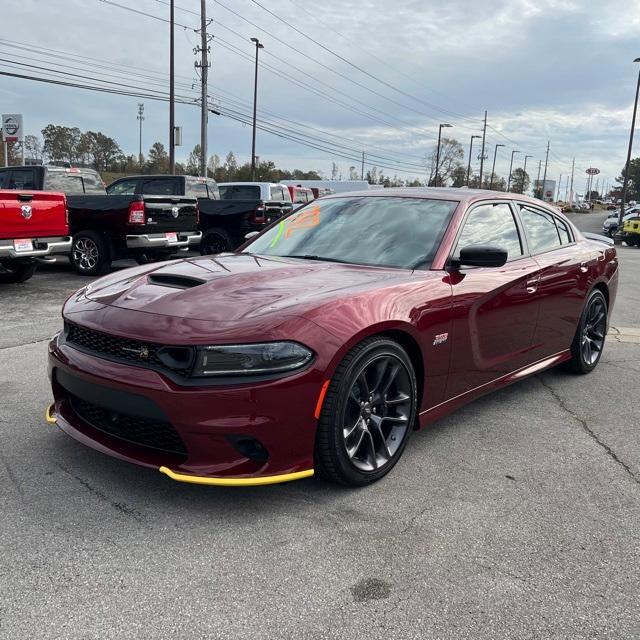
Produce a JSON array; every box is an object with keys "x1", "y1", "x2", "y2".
[{"x1": 139, "y1": 196, "x2": 198, "y2": 234}]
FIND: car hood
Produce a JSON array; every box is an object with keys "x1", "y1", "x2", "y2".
[{"x1": 83, "y1": 253, "x2": 419, "y2": 323}]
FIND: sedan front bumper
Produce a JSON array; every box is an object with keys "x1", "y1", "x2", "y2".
[{"x1": 126, "y1": 231, "x2": 202, "y2": 250}]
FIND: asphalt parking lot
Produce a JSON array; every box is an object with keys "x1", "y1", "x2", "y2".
[{"x1": 1, "y1": 211, "x2": 638, "y2": 640}]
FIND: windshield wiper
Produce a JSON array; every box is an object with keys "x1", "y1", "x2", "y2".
[{"x1": 281, "y1": 254, "x2": 353, "y2": 264}]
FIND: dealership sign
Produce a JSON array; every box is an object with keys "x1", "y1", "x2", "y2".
[
  {"x1": 585, "y1": 167, "x2": 600, "y2": 176},
  {"x1": 2, "y1": 114, "x2": 23, "y2": 143}
]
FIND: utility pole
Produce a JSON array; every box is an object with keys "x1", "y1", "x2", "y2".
[
  {"x1": 250, "y1": 37, "x2": 264, "y2": 181},
  {"x1": 137, "y1": 103, "x2": 144, "y2": 164},
  {"x1": 569, "y1": 157, "x2": 575, "y2": 206},
  {"x1": 195, "y1": 0, "x2": 211, "y2": 177},
  {"x1": 522, "y1": 155, "x2": 533, "y2": 194},
  {"x1": 489, "y1": 144, "x2": 504, "y2": 189},
  {"x1": 361, "y1": 151, "x2": 365, "y2": 180},
  {"x1": 620, "y1": 58, "x2": 640, "y2": 227},
  {"x1": 507, "y1": 150, "x2": 520, "y2": 192},
  {"x1": 466, "y1": 135, "x2": 481, "y2": 185},
  {"x1": 541, "y1": 140, "x2": 550, "y2": 201},
  {"x1": 478, "y1": 110, "x2": 487, "y2": 188},
  {"x1": 556, "y1": 174, "x2": 562, "y2": 201},
  {"x1": 535, "y1": 160, "x2": 542, "y2": 198},
  {"x1": 169, "y1": 0, "x2": 175, "y2": 174}
]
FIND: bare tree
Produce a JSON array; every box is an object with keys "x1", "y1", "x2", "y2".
[{"x1": 425, "y1": 137, "x2": 464, "y2": 186}]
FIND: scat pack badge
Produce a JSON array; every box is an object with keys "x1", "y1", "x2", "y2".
[{"x1": 433, "y1": 332, "x2": 449, "y2": 346}]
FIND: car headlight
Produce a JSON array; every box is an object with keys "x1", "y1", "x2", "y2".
[{"x1": 191, "y1": 341, "x2": 313, "y2": 377}]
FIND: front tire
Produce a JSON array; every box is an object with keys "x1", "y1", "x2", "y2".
[
  {"x1": 0, "y1": 260, "x2": 37, "y2": 283},
  {"x1": 315, "y1": 337, "x2": 417, "y2": 486},
  {"x1": 71, "y1": 231, "x2": 112, "y2": 276},
  {"x1": 562, "y1": 289, "x2": 607, "y2": 374}
]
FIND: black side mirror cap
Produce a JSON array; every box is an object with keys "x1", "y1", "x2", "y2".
[{"x1": 454, "y1": 245, "x2": 508, "y2": 268}]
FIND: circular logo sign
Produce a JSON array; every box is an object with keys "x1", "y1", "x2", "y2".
[
  {"x1": 4, "y1": 117, "x2": 18, "y2": 136},
  {"x1": 586, "y1": 167, "x2": 600, "y2": 175}
]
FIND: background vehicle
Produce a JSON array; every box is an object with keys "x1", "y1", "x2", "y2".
[
  {"x1": 107, "y1": 174, "x2": 219, "y2": 199},
  {"x1": 67, "y1": 195, "x2": 199, "y2": 275},
  {"x1": 310, "y1": 187, "x2": 335, "y2": 199},
  {"x1": 0, "y1": 190, "x2": 71, "y2": 283},
  {"x1": 0, "y1": 165, "x2": 105, "y2": 194},
  {"x1": 286, "y1": 184, "x2": 315, "y2": 207},
  {"x1": 622, "y1": 215, "x2": 640, "y2": 245},
  {"x1": 2, "y1": 166, "x2": 200, "y2": 275},
  {"x1": 47, "y1": 189, "x2": 617, "y2": 487},
  {"x1": 602, "y1": 208, "x2": 640, "y2": 237}
]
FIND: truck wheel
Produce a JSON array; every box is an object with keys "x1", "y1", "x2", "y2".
[
  {"x1": 201, "y1": 228, "x2": 233, "y2": 256},
  {"x1": 0, "y1": 260, "x2": 37, "y2": 283},
  {"x1": 71, "y1": 231, "x2": 112, "y2": 276}
]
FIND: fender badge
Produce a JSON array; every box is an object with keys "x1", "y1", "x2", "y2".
[{"x1": 433, "y1": 332, "x2": 448, "y2": 346}]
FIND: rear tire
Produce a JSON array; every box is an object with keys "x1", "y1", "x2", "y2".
[
  {"x1": 561, "y1": 289, "x2": 607, "y2": 374},
  {"x1": 0, "y1": 260, "x2": 37, "y2": 283},
  {"x1": 70, "y1": 231, "x2": 112, "y2": 276},
  {"x1": 314, "y1": 337, "x2": 417, "y2": 486},
  {"x1": 200, "y1": 228, "x2": 233, "y2": 255}
]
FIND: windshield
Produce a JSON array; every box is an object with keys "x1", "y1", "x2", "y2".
[
  {"x1": 219, "y1": 184, "x2": 260, "y2": 200},
  {"x1": 244, "y1": 196, "x2": 457, "y2": 269}
]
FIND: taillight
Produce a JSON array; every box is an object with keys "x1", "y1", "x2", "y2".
[
  {"x1": 128, "y1": 200, "x2": 146, "y2": 225},
  {"x1": 251, "y1": 203, "x2": 266, "y2": 224}
]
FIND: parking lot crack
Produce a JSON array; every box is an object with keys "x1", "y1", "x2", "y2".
[
  {"x1": 537, "y1": 377, "x2": 640, "y2": 486},
  {"x1": 0, "y1": 337, "x2": 52, "y2": 351}
]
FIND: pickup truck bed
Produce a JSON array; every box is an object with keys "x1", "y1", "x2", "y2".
[
  {"x1": 0, "y1": 190, "x2": 71, "y2": 283},
  {"x1": 67, "y1": 195, "x2": 200, "y2": 275}
]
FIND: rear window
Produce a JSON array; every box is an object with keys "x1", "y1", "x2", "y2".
[
  {"x1": 141, "y1": 178, "x2": 179, "y2": 195},
  {"x1": 219, "y1": 185, "x2": 261, "y2": 200},
  {"x1": 186, "y1": 180, "x2": 209, "y2": 198},
  {"x1": 44, "y1": 170, "x2": 85, "y2": 194}
]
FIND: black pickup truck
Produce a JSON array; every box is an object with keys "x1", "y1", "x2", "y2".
[
  {"x1": 106, "y1": 175, "x2": 292, "y2": 255},
  {"x1": 0, "y1": 166, "x2": 201, "y2": 275}
]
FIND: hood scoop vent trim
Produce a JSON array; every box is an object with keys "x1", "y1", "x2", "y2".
[{"x1": 147, "y1": 273, "x2": 207, "y2": 290}]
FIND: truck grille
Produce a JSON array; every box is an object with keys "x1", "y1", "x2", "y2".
[
  {"x1": 69, "y1": 394, "x2": 188, "y2": 456},
  {"x1": 65, "y1": 322, "x2": 191, "y2": 377}
]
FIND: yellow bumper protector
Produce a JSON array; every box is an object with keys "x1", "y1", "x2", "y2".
[
  {"x1": 159, "y1": 466, "x2": 313, "y2": 487},
  {"x1": 45, "y1": 404, "x2": 57, "y2": 424}
]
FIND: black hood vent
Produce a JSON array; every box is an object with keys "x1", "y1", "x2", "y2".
[{"x1": 147, "y1": 273, "x2": 206, "y2": 289}]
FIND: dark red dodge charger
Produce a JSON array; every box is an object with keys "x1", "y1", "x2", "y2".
[{"x1": 46, "y1": 189, "x2": 618, "y2": 486}]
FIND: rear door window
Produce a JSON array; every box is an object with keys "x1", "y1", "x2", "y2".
[
  {"x1": 43, "y1": 171, "x2": 84, "y2": 194},
  {"x1": 270, "y1": 186, "x2": 283, "y2": 201},
  {"x1": 519, "y1": 206, "x2": 562, "y2": 253},
  {"x1": 455, "y1": 203, "x2": 523, "y2": 261},
  {"x1": 9, "y1": 168, "x2": 38, "y2": 190},
  {"x1": 141, "y1": 178, "x2": 179, "y2": 195},
  {"x1": 185, "y1": 179, "x2": 208, "y2": 198},
  {"x1": 107, "y1": 179, "x2": 138, "y2": 195},
  {"x1": 81, "y1": 173, "x2": 106, "y2": 194}
]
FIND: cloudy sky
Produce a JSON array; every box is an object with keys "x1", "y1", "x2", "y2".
[{"x1": 1, "y1": 0, "x2": 639, "y2": 192}]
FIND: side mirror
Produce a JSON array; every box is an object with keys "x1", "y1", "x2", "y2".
[
  {"x1": 455, "y1": 245, "x2": 508, "y2": 268},
  {"x1": 244, "y1": 231, "x2": 260, "y2": 240}
]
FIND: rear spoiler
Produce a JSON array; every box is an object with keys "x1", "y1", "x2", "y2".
[{"x1": 583, "y1": 232, "x2": 613, "y2": 246}]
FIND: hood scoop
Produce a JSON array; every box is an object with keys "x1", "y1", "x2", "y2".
[{"x1": 147, "y1": 273, "x2": 206, "y2": 290}]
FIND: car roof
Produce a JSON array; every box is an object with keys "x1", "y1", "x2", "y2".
[
  {"x1": 321, "y1": 186, "x2": 560, "y2": 209},
  {"x1": 217, "y1": 182, "x2": 279, "y2": 187}
]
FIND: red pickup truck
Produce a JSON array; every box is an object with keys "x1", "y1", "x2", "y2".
[{"x1": 0, "y1": 190, "x2": 72, "y2": 283}]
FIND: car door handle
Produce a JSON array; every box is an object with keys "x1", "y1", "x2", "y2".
[{"x1": 526, "y1": 276, "x2": 540, "y2": 294}]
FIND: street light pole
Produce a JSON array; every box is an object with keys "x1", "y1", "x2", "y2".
[
  {"x1": 250, "y1": 37, "x2": 264, "y2": 181},
  {"x1": 169, "y1": 0, "x2": 175, "y2": 175},
  {"x1": 137, "y1": 103, "x2": 144, "y2": 165},
  {"x1": 479, "y1": 110, "x2": 487, "y2": 188},
  {"x1": 522, "y1": 155, "x2": 533, "y2": 194},
  {"x1": 489, "y1": 144, "x2": 504, "y2": 189},
  {"x1": 541, "y1": 140, "x2": 550, "y2": 201},
  {"x1": 466, "y1": 135, "x2": 481, "y2": 186},
  {"x1": 507, "y1": 150, "x2": 520, "y2": 192},
  {"x1": 434, "y1": 123, "x2": 452, "y2": 186},
  {"x1": 619, "y1": 57, "x2": 640, "y2": 227}
]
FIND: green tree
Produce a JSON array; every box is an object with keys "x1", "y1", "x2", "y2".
[
  {"x1": 79, "y1": 131, "x2": 122, "y2": 171},
  {"x1": 146, "y1": 142, "x2": 169, "y2": 172},
  {"x1": 510, "y1": 168, "x2": 530, "y2": 194},
  {"x1": 186, "y1": 144, "x2": 202, "y2": 175},
  {"x1": 24, "y1": 134, "x2": 43, "y2": 162},
  {"x1": 42, "y1": 124, "x2": 82, "y2": 164},
  {"x1": 615, "y1": 157, "x2": 640, "y2": 201},
  {"x1": 450, "y1": 165, "x2": 468, "y2": 187},
  {"x1": 223, "y1": 151, "x2": 238, "y2": 180}
]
